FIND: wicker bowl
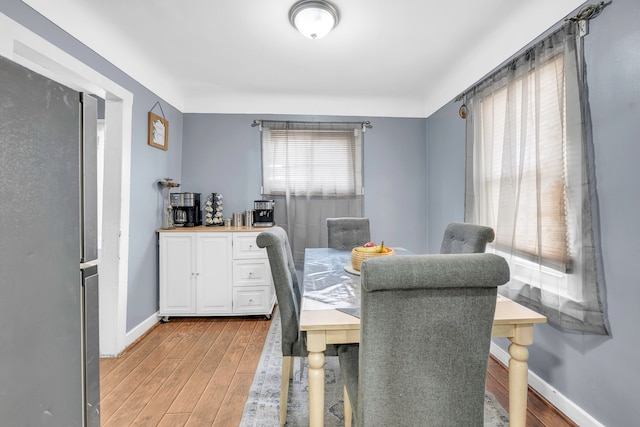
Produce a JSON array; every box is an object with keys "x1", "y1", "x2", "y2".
[{"x1": 351, "y1": 247, "x2": 395, "y2": 271}]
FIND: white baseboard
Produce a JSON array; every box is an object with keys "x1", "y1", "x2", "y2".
[
  {"x1": 490, "y1": 342, "x2": 605, "y2": 427},
  {"x1": 100, "y1": 311, "x2": 159, "y2": 358},
  {"x1": 125, "y1": 311, "x2": 160, "y2": 347}
]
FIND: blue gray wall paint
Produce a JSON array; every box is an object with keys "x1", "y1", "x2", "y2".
[
  {"x1": 425, "y1": 101, "x2": 467, "y2": 254},
  {"x1": 425, "y1": 0, "x2": 640, "y2": 424},
  {"x1": 0, "y1": 0, "x2": 184, "y2": 330},
  {"x1": 181, "y1": 114, "x2": 428, "y2": 254}
]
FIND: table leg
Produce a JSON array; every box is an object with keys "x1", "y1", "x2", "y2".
[
  {"x1": 508, "y1": 325, "x2": 534, "y2": 427},
  {"x1": 307, "y1": 350, "x2": 325, "y2": 427}
]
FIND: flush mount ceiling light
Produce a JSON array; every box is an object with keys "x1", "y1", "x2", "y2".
[{"x1": 289, "y1": 0, "x2": 340, "y2": 40}]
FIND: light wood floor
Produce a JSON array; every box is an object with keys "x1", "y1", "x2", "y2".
[{"x1": 100, "y1": 314, "x2": 577, "y2": 426}]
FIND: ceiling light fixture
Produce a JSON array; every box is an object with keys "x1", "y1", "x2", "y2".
[{"x1": 289, "y1": 0, "x2": 340, "y2": 40}]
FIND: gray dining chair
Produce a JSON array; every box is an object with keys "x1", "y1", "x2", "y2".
[
  {"x1": 440, "y1": 222, "x2": 495, "y2": 254},
  {"x1": 256, "y1": 226, "x2": 338, "y2": 425},
  {"x1": 338, "y1": 253, "x2": 510, "y2": 426},
  {"x1": 327, "y1": 217, "x2": 371, "y2": 249}
]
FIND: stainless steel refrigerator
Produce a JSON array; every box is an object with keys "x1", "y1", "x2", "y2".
[{"x1": 0, "y1": 55, "x2": 100, "y2": 426}]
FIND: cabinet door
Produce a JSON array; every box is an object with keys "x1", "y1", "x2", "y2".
[
  {"x1": 159, "y1": 233, "x2": 196, "y2": 315},
  {"x1": 196, "y1": 233, "x2": 233, "y2": 314}
]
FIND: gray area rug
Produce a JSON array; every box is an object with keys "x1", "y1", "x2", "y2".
[{"x1": 240, "y1": 308, "x2": 510, "y2": 426}]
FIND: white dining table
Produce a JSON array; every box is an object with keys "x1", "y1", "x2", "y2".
[{"x1": 299, "y1": 247, "x2": 547, "y2": 427}]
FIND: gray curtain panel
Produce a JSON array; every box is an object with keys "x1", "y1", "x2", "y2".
[{"x1": 464, "y1": 23, "x2": 608, "y2": 334}]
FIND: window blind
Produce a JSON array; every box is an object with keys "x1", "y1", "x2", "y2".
[{"x1": 261, "y1": 121, "x2": 363, "y2": 197}]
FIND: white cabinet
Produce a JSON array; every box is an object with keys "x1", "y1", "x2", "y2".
[{"x1": 159, "y1": 228, "x2": 275, "y2": 320}]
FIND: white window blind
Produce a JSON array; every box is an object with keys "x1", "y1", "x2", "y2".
[{"x1": 261, "y1": 121, "x2": 363, "y2": 197}]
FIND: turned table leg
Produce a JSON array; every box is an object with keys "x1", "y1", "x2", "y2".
[
  {"x1": 307, "y1": 350, "x2": 325, "y2": 427},
  {"x1": 508, "y1": 342, "x2": 529, "y2": 427},
  {"x1": 508, "y1": 324, "x2": 534, "y2": 427}
]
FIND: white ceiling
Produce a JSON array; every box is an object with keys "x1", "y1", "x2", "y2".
[{"x1": 22, "y1": 0, "x2": 584, "y2": 117}]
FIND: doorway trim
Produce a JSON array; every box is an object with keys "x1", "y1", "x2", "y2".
[{"x1": 1, "y1": 12, "x2": 132, "y2": 356}]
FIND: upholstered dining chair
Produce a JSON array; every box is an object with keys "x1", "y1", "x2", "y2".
[
  {"x1": 327, "y1": 217, "x2": 371, "y2": 249},
  {"x1": 440, "y1": 222, "x2": 495, "y2": 254},
  {"x1": 256, "y1": 226, "x2": 338, "y2": 425},
  {"x1": 338, "y1": 253, "x2": 510, "y2": 426}
]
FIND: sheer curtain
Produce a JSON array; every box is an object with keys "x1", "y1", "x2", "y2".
[
  {"x1": 464, "y1": 24, "x2": 608, "y2": 334},
  {"x1": 260, "y1": 121, "x2": 364, "y2": 267}
]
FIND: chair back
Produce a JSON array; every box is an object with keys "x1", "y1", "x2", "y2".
[
  {"x1": 327, "y1": 217, "x2": 371, "y2": 249},
  {"x1": 256, "y1": 226, "x2": 304, "y2": 356},
  {"x1": 355, "y1": 253, "x2": 509, "y2": 426},
  {"x1": 440, "y1": 222, "x2": 495, "y2": 254}
]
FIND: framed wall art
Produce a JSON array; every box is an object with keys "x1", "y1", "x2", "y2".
[{"x1": 148, "y1": 111, "x2": 168, "y2": 150}]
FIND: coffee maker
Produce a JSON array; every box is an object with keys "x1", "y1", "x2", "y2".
[
  {"x1": 253, "y1": 200, "x2": 275, "y2": 227},
  {"x1": 171, "y1": 192, "x2": 201, "y2": 227}
]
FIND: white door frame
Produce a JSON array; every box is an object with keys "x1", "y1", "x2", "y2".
[{"x1": 0, "y1": 12, "x2": 132, "y2": 356}]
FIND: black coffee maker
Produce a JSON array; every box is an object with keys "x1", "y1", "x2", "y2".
[
  {"x1": 253, "y1": 200, "x2": 275, "y2": 227},
  {"x1": 171, "y1": 192, "x2": 201, "y2": 227}
]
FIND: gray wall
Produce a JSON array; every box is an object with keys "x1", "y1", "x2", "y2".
[
  {"x1": 425, "y1": 101, "x2": 467, "y2": 253},
  {"x1": 181, "y1": 114, "x2": 428, "y2": 254},
  {"x1": 0, "y1": 0, "x2": 184, "y2": 331},
  {"x1": 424, "y1": 0, "x2": 640, "y2": 424}
]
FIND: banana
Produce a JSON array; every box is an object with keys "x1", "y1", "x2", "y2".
[
  {"x1": 355, "y1": 241, "x2": 385, "y2": 253},
  {"x1": 355, "y1": 246, "x2": 378, "y2": 253}
]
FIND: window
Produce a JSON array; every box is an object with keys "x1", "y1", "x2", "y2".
[
  {"x1": 475, "y1": 54, "x2": 569, "y2": 272},
  {"x1": 261, "y1": 121, "x2": 363, "y2": 196},
  {"x1": 465, "y1": 25, "x2": 608, "y2": 334},
  {"x1": 258, "y1": 120, "x2": 365, "y2": 266}
]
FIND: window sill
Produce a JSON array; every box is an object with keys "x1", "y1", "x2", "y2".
[{"x1": 493, "y1": 249, "x2": 588, "y2": 314}]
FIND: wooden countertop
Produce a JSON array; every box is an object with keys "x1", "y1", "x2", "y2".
[{"x1": 157, "y1": 225, "x2": 272, "y2": 233}]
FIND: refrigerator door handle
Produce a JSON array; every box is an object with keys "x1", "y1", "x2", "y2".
[{"x1": 80, "y1": 93, "x2": 98, "y2": 263}]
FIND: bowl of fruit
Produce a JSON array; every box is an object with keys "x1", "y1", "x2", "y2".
[{"x1": 351, "y1": 241, "x2": 395, "y2": 271}]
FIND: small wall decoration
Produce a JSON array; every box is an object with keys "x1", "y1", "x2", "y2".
[{"x1": 148, "y1": 111, "x2": 168, "y2": 150}]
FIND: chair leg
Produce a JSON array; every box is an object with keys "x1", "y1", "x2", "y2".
[
  {"x1": 280, "y1": 356, "x2": 293, "y2": 426},
  {"x1": 344, "y1": 384, "x2": 352, "y2": 427},
  {"x1": 289, "y1": 356, "x2": 295, "y2": 379}
]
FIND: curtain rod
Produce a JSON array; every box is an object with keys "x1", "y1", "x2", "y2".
[
  {"x1": 252, "y1": 119, "x2": 372, "y2": 132},
  {"x1": 454, "y1": 1, "x2": 610, "y2": 103}
]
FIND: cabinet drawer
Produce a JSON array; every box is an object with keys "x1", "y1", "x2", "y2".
[
  {"x1": 233, "y1": 233, "x2": 266, "y2": 259},
  {"x1": 233, "y1": 260, "x2": 271, "y2": 287},
  {"x1": 233, "y1": 286, "x2": 272, "y2": 313}
]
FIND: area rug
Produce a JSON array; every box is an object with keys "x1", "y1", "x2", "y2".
[{"x1": 240, "y1": 308, "x2": 510, "y2": 426}]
